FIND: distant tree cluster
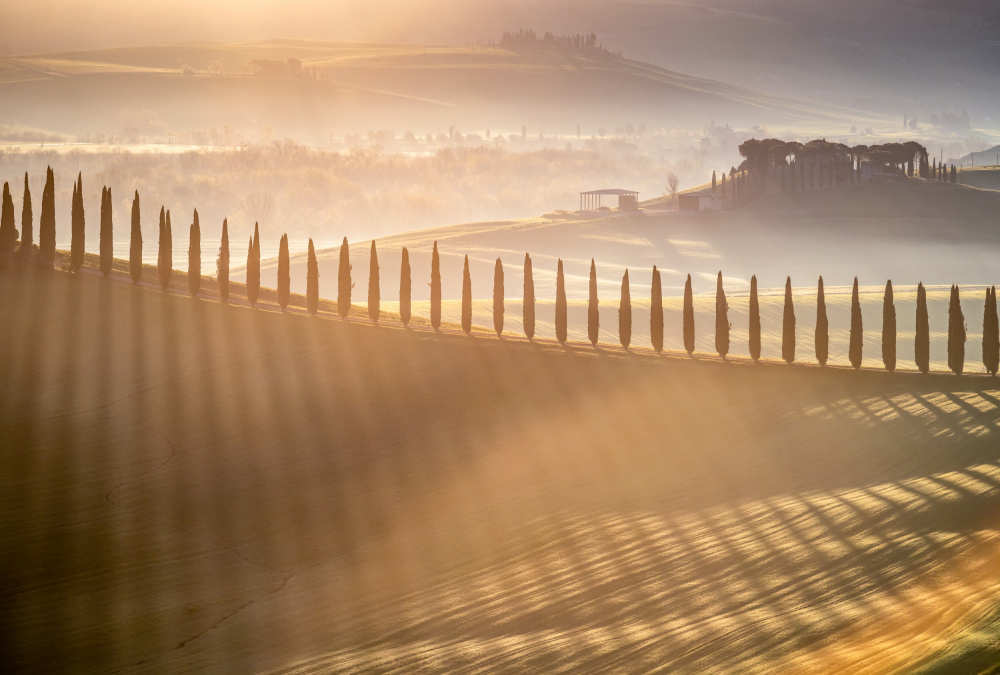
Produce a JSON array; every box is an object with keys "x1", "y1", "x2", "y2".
[{"x1": 500, "y1": 29, "x2": 605, "y2": 53}]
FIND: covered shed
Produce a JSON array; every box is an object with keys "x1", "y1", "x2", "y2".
[
  {"x1": 579, "y1": 188, "x2": 640, "y2": 212},
  {"x1": 678, "y1": 190, "x2": 722, "y2": 212}
]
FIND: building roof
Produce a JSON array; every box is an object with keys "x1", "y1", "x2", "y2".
[
  {"x1": 680, "y1": 190, "x2": 721, "y2": 198},
  {"x1": 579, "y1": 188, "x2": 639, "y2": 196}
]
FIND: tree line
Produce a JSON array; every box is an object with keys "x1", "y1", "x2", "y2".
[{"x1": 1, "y1": 168, "x2": 992, "y2": 375}]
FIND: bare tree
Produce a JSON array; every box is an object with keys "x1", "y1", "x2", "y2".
[{"x1": 666, "y1": 172, "x2": 680, "y2": 207}]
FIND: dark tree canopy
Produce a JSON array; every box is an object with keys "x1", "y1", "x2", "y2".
[
  {"x1": 400, "y1": 247, "x2": 411, "y2": 327},
  {"x1": 948, "y1": 284, "x2": 966, "y2": 375},
  {"x1": 188, "y1": 210, "x2": 201, "y2": 297},
  {"x1": 277, "y1": 233, "x2": 290, "y2": 309},
  {"x1": 651, "y1": 266, "x2": 663, "y2": 353},
  {"x1": 306, "y1": 238, "x2": 319, "y2": 316},
  {"x1": 0, "y1": 182, "x2": 17, "y2": 255},
  {"x1": 683, "y1": 274, "x2": 695, "y2": 354},
  {"x1": 782, "y1": 276, "x2": 795, "y2": 363},
  {"x1": 749, "y1": 275, "x2": 761, "y2": 362},
  {"x1": 129, "y1": 191, "x2": 141, "y2": 283},
  {"x1": 915, "y1": 282, "x2": 930, "y2": 373},
  {"x1": 100, "y1": 186, "x2": 113, "y2": 277},
  {"x1": 523, "y1": 253, "x2": 535, "y2": 340},
  {"x1": 815, "y1": 276, "x2": 829, "y2": 366},
  {"x1": 984, "y1": 286, "x2": 999, "y2": 376},
  {"x1": 556, "y1": 258, "x2": 567, "y2": 344},
  {"x1": 70, "y1": 173, "x2": 84, "y2": 272},
  {"x1": 368, "y1": 240, "x2": 380, "y2": 323},
  {"x1": 217, "y1": 218, "x2": 229, "y2": 303},
  {"x1": 39, "y1": 167, "x2": 55, "y2": 267},
  {"x1": 619, "y1": 269, "x2": 631, "y2": 349},
  {"x1": 158, "y1": 207, "x2": 172, "y2": 291},
  {"x1": 431, "y1": 241, "x2": 441, "y2": 329},
  {"x1": 461, "y1": 254, "x2": 472, "y2": 335},
  {"x1": 588, "y1": 259, "x2": 599, "y2": 345},
  {"x1": 882, "y1": 280, "x2": 896, "y2": 372},
  {"x1": 715, "y1": 271, "x2": 729, "y2": 359},
  {"x1": 20, "y1": 173, "x2": 32, "y2": 258},
  {"x1": 247, "y1": 223, "x2": 260, "y2": 306},
  {"x1": 493, "y1": 257, "x2": 504, "y2": 336},
  {"x1": 337, "y1": 236, "x2": 351, "y2": 318},
  {"x1": 849, "y1": 277, "x2": 863, "y2": 369}
]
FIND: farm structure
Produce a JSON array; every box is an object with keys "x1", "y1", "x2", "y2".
[{"x1": 579, "y1": 188, "x2": 640, "y2": 211}]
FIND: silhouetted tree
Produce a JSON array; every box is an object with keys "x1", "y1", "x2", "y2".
[
  {"x1": 217, "y1": 218, "x2": 229, "y2": 302},
  {"x1": 462, "y1": 254, "x2": 472, "y2": 334},
  {"x1": 880, "y1": 280, "x2": 896, "y2": 371},
  {"x1": 20, "y1": 173, "x2": 32, "y2": 259},
  {"x1": 277, "y1": 233, "x2": 290, "y2": 309},
  {"x1": 951, "y1": 165, "x2": 957, "y2": 183},
  {"x1": 0, "y1": 182, "x2": 16, "y2": 255},
  {"x1": 400, "y1": 247, "x2": 411, "y2": 326},
  {"x1": 683, "y1": 274, "x2": 695, "y2": 354},
  {"x1": 70, "y1": 173, "x2": 84, "y2": 271},
  {"x1": 248, "y1": 223, "x2": 260, "y2": 306},
  {"x1": 129, "y1": 191, "x2": 141, "y2": 283},
  {"x1": 782, "y1": 276, "x2": 795, "y2": 363},
  {"x1": 100, "y1": 187, "x2": 112, "y2": 276},
  {"x1": 158, "y1": 208, "x2": 172, "y2": 291},
  {"x1": 493, "y1": 257, "x2": 504, "y2": 335},
  {"x1": 720, "y1": 173, "x2": 726, "y2": 199},
  {"x1": 523, "y1": 252, "x2": 535, "y2": 339},
  {"x1": 984, "y1": 286, "x2": 999, "y2": 376},
  {"x1": 712, "y1": 170, "x2": 717, "y2": 193},
  {"x1": 306, "y1": 238, "x2": 318, "y2": 316},
  {"x1": 431, "y1": 241, "x2": 441, "y2": 329},
  {"x1": 368, "y1": 241, "x2": 380, "y2": 322},
  {"x1": 749, "y1": 274, "x2": 761, "y2": 361},
  {"x1": 337, "y1": 236, "x2": 351, "y2": 317},
  {"x1": 849, "y1": 277, "x2": 863, "y2": 369},
  {"x1": 948, "y1": 284, "x2": 966, "y2": 375},
  {"x1": 815, "y1": 276, "x2": 829, "y2": 366},
  {"x1": 38, "y1": 167, "x2": 55, "y2": 267},
  {"x1": 588, "y1": 259, "x2": 599, "y2": 345},
  {"x1": 715, "y1": 271, "x2": 729, "y2": 359},
  {"x1": 651, "y1": 266, "x2": 663, "y2": 353},
  {"x1": 915, "y1": 282, "x2": 929, "y2": 373},
  {"x1": 188, "y1": 210, "x2": 201, "y2": 296},
  {"x1": 619, "y1": 269, "x2": 631, "y2": 349},
  {"x1": 556, "y1": 258, "x2": 567, "y2": 343}
]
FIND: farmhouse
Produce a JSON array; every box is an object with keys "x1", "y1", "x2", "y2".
[
  {"x1": 678, "y1": 190, "x2": 722, "y2": 211},
  {"x1": 579, "y1": 188, "x2": 640, "y2": 212}
]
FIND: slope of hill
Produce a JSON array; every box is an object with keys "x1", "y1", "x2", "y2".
[{"x1": 4, "y1": 266, "x2": 1000, "y2": 672}]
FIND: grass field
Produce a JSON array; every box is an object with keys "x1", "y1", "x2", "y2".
[{"x1": 4, "y1": 264, "x2": 1000, "y2": 672}]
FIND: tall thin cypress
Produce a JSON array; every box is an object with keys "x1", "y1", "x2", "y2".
[
  {"x1": 188, "y1": 210, "x2": 201, "y2": 297},
  {"x1": 157, "y1": 207, "x2": 170, "y2": 290},
  {"x1": 306, "y1": 238, "x2": 318, "y2": 316},
  {"x1": 431, "y1": 241, "x2": 441, "y2": 330},
  {"x1": 749, "y1": 274, "x2": 761, "y2": 361},
  {"x1": 683, "y1": 274, "x2": 695, "y2": 354},
  {"x1": 523, "y1": 252, "x2": 535, "y2": 339},
  {"x1": 815, "y1": 276, "x2": 828, "y2": 366},
  {"x1": 983, "y1": 286, "x2": 999, "y2": 376},
  {"x1": 100, "y1": 186, "x2": 113, "y2": 277},
  {"x1": 400, "y1": 247, "x2": 411, "y2": 327},
  {"x1": 882, "y1": 280, "x2": 896, "y2": 372},
  {"x1": 556, "y1": 258, "x2": 568, "y2": 344},
  {"x1": 782, "y1": 276, "x2": 795, "y2": 363},
  {"x1": 948, "y1": 284, "x2": 966, "y2": 375},
  {"x1": 217, "y1": 218, "x2": 229, "y2": 302},
  {"x1": 39, "y1": 167, "x2": 55, "y2": 267},
  {"x1": 915, "y1": 282, "x2": 929, "y2": 373},
  {"x1": 368, "y1": 240, "x2": 380, "y2": 322},
  {"x1": 0, "y1": 182, "x2": 16, "y2": 254},
  {"x1": 20, "y1": 173, "x2": 32, "y2": 258},
  {"x1": 651, "y1": 266, "x2": 663, "y2": 353},
  {"x1": 849, "y1": 277, "x2": 863, "y2": 369},
  {"x1": 715, "y1": 271, "x2": 729, "y2": 359},
  {"x1": 277, "y1": 233, "x2": 290, "y2": 309},
  {"x1": 712, "y1": 170, "x2": 717, "y2": 193},
  {"x1": 588, "y1": 259, "x2": 599, "y2": 345},
  {"x1": 129, "y1": 191, "x2": 141, "y2": 283},
  {"x1": 493, "y1": 258, "x2": 504, "y2": 336},
  {"x1": 248, "y1": 222, "x2": 260, "y2": 306},
  {"x1": 337, "y1": 236, "x2": 351, "y2": 317},
  {"x1": 70, "y1": 173, "x2": 84, "y2": 271},
  {"x1": 619, "y1": 269, "x2": 632, "y2": 349},
  {"x1": 461, "y1": 254, "x2": 472, "y2": 334}
]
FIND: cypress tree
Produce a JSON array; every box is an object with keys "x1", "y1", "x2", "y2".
[
  {"x1": 782, "y1": 276, "x2": 795, "y2": 363},
  {"x1": 337, "y1": 236, "x2": 351, "y2": 317},
  {"x1": 248, "y1": 222, "x2": 260, "y2": 307},
  {"x1": 70, "y1": 173, "x2": 84, "y2": 271},
  {"x1": 523, "y1": 252, "x2": 535, "y2": 339},
  {"x1": 619, "y1": 269, "x2": 631, "y2": 349},
  {"x1": 39, "y1": 167, "x2": 55, "y2": 267},
  {"x1": 306, "y1": 238, "x2": 318, "y2": 316},
  {"x1": 129, "y1": 191, "x2": 141, "y2": 283},
  {"x1": 915, "y1": 282, "x2": 930, "y2": 373},
  {"x1": 217, "y1": 218, "x2": 229, "y2": 303},
  {"x1": 0, "y1": 182, "x2": 16, "y2": 255},
  {"x1": 556, "y1": 258, "x2": 567, "y2": 343},
  {"x1": 493, "y1": 257, "x2": 504, "y2": 336},
  {"x1": 720, "y1": 173, "x2": 726, "y2": 199},
  {"x1": 651, "y1": 266, "x2": 663, "y2": 353},
  {"x1": 948, "y1": 284, "x2": 966, "y2": 375},
  {"x1": 20, "y1": 173, "x2": 32, "y2": 259},
  {"x1": 749, "y1": 274, "x2": 761, "y2": 361},
  {"x1": 368, "y1": 240, "x2": 380, "y2": 322},
  {"x1": 715, "y1": 271, "x2": 729, "y2": 359},
  {"x1": 157, "y1": 207, "x2": 170, "y2": 290},
  {"x1": 683, "y1": 274, "x2": 695, "y2": 354},
  {"x1": 461, "y1": 254, "x2": 472, "y2": 334},
  {"x1": 882, "y1": 280, "x2": 896, "y2": 372},
  {"x1": 431, "y1": 241, "x2": 441, "y2": 329},
  {"x1": 400, "y1": 247, "x2": 411, "y2": 327},
  {"x1": 849, "y1": 277, "x2": 863, "y2": 369},
  {"x1": 983, "y1": 286, "x2": 999, "y2": 375},
  {"x1": 100, "y1": 186, "x2": 113, "y2": 277},
  {"x1": 188, "y1": 210, "x2": 201, "y2": 297},
  {"x1": 277, "y1": 233, "x2": 290, "y2": 310},
  {"x1": 588, "y1": 258, "x2": 599, "y2": 345},
  {"x1": 815, "y1": 276, "x2": 829, "y2": 366},
  {"x1": 951, "y1": 165, "x2": 957, "y2": 183},
  {"x1": 712, "y1": 170, "x2": 717, "y2": 193}
]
